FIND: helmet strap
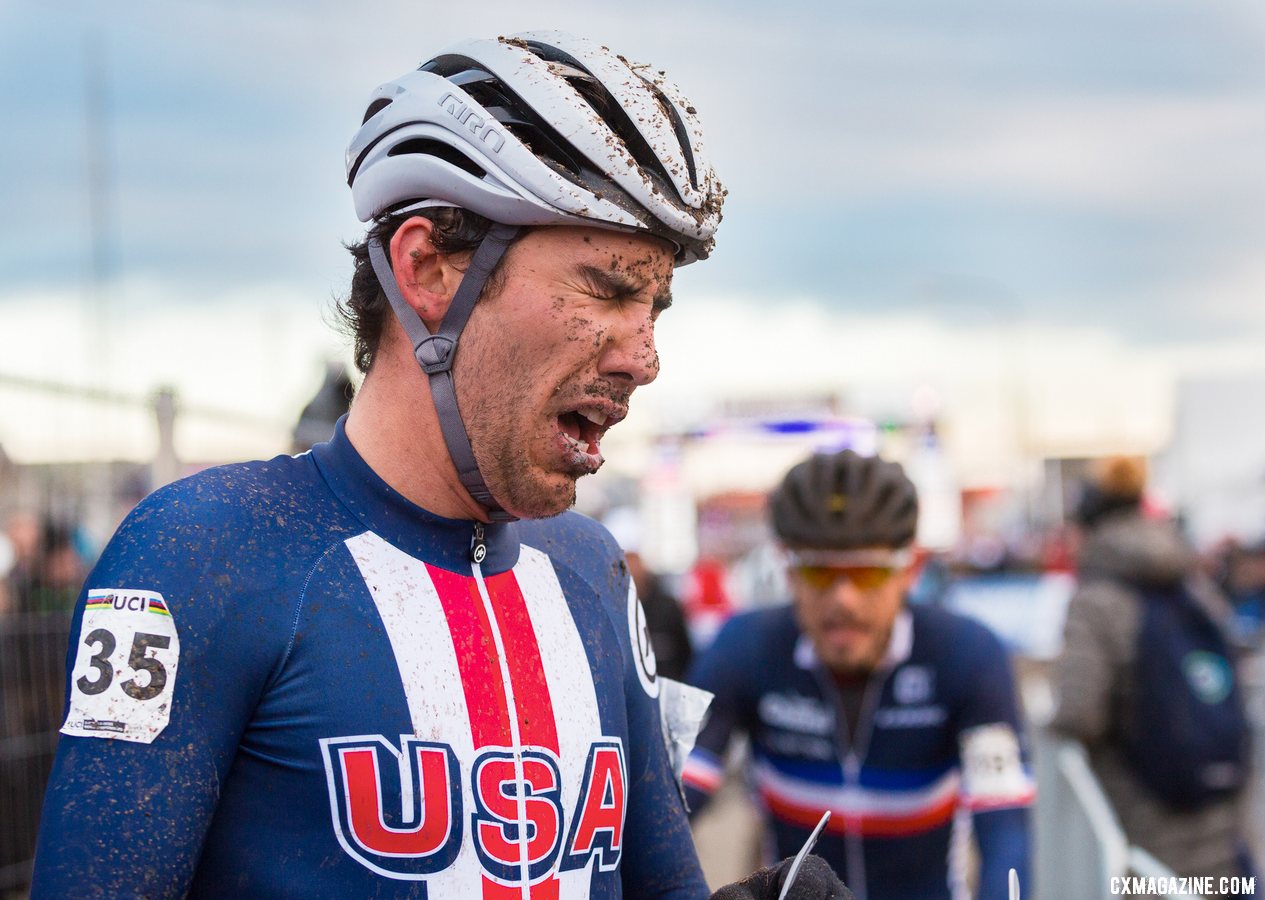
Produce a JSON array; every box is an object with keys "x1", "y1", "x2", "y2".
[{"x1": 367, "y1": 222, "x2": 521, "y2": 522}]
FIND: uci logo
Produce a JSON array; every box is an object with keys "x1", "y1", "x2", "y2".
[{"x1": 320, "y1": 736, "x2": 626, "y2": 882}]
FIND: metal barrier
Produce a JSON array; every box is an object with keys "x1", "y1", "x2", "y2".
[
  {"x1": 1033, "y1": 730, "x2": 1205, "y2": 900},
  {"x1": 0, "y1": 612, "x2": 70, "y2": 893}
]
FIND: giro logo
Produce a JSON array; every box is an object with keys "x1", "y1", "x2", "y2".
[
  {"x1": 322, "y1": 736, "x2": 627, "y2": 882},
  {"x1": 439, "y1": 93, "x2": 506, "y2": 153}
]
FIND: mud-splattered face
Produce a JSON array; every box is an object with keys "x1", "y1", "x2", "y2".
[{"x1": 453, "y1": 226, "x2": 674, "y2": 519}]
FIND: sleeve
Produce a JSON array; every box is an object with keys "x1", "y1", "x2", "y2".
[
  {"x1": 973, "y1": 809, "x2": 1030, "y2": 900},
  {"x1": 681, "y1": 614, "x2": 754, "y2": 816},
  {"x1": 1049, "y1": 583, "x2": 1133, "y2": 743},
  {"x1": 952, "y1": 622, "x2": 1034, "y2": 900},
  {"x1": 609, "y1": 554, "x2": 711, "y2": 898},
  {"x1": 29, "y1": 488, "x2": 294, "y2": 899}
]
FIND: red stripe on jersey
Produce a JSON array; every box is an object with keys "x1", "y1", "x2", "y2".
[
  {"x1": 762, "y1": 789, "x2": 958, "y2": 837},
  {"x1": 428, "y1": 564, "x2": 563, "y2": 898},
  {"x1": 484, "y1": 571, "x2": 562, "y2": 899},
  {"x1": 482, "y1": 570, "x2": 560, "y2": 754},
  {"x1": 482, "y1": 880, "x2": 560, "y2": 900},
  {"x1": 427, "y1": 564, "x2": 513, "y2": 748}
]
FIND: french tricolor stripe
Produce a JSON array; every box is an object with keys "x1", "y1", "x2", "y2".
[
  {"x1": 753, "y1": 758, "x2": 961, "y2": 837},
  {"x1": 682, "y1": 749, "x2": 724, "y2": 795}
]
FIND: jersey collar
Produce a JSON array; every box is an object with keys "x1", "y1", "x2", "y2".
[{"x1": 310, "y1": 416, "x2": 520, "y2": 575}]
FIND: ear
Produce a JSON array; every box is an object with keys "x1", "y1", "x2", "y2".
[{"x1": 388, "y1": 216, "x2": 470, "y2": 331}]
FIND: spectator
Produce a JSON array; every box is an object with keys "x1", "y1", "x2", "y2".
[
  {"x1": 1050, "y1": 456, "x2": 1254, "y2": 880},
  {"x1": 605, "y1": 507, "x2": 694, "y2": 681}
]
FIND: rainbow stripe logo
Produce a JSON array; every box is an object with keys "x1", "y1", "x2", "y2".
[
  {"x1": 83, "y1": 589, "x2": 172, "y2": 617},
  {"x1": 85, "y1": 592, "x2": 114, "y2": 611}
]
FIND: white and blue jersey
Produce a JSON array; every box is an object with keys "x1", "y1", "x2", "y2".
[
  {"x1": 683, "y1": 604, "x2": 1033, "y2": 900},
  {"x1": 33, "y1": 420, "x2": 706, "y2": 899}
]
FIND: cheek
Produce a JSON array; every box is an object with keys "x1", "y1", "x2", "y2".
[{"x1": 790, "y1": 589, "x2": 825, "y2": 633}]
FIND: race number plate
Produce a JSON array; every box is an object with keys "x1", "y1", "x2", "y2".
[{"x1": 61, "y1": 588, "x2": 181, "y2": 744}]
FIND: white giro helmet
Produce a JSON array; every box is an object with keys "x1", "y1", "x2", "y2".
[{"x1": 346, "y1": 31, "x2": 724, "y2": 264}]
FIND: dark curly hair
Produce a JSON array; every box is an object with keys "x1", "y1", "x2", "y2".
[{"x1": 335, "y1": 207, "x2": 516, "y2": 373}]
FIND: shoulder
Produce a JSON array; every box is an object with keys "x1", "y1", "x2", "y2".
[
  {"x1": 122, "y1": 453, "x2": 343, "y2": 549},
  {"x1": 1064, "y1": 578, "x2": 1142, "y2": 648},
  {"x1": 710, "y1": 605, "x2": 799, "y2": 658},
  {"x1": 910, "y1": 604, "x2": 1006, "y2": 660},
  {"x1": 517, "y1": 510, "x2": 624, "y2": 585},
  {"x1": 95, "y1": 452, "x2": 358, "y2": 612},
  {"x1": 518, "y1": 509, "x2": 619, "y2": 554}
]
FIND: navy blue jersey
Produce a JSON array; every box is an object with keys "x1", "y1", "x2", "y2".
[
  {"x1": 684, "y1": 605, "x2": 1032, "y2": 900},
  {"x1": 32, "y1": 420, "x2": 706, "y2": 899}
]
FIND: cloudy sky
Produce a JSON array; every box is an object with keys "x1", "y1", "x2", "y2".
[{"x1": 2, "y1": 0, "x2": 1264, "y2": 465}]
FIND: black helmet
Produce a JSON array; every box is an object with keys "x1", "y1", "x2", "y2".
[{"x1": 770, "y1": 449, "x2": 919, "y2": 550}]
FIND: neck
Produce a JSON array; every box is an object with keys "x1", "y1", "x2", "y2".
[{"x1": 344, "y1": 350, "x2": 488, "y2": 522}]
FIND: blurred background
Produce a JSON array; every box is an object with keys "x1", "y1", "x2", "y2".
[{"x1": 2, "y1": 0, "x2": 1264, "y2": 896}]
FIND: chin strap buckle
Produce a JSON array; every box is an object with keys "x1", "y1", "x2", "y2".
[{"x1": 415, "y1": 335, "x2": 456, "y2": 374}]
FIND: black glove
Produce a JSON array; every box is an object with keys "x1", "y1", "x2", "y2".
[{"x1": 708, "y1": 855, "x2": 855, "y2": 900}]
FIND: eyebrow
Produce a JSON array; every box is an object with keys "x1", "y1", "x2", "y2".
[{"x1": 577, "y1": 264, "x2": 673, "y2": 313}]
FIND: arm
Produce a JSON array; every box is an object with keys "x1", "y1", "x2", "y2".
[
  {"x1": 1049, "y1": 583, "x2": 1135, "y2": 743},
  {"x1": 616, "y1": 577, "x2": 712, "y2": 898},
  {"x1": 681, "y1": 614, "x2": 753, "y2": 816},
  {"x1": 954, "y1": 625, "x2": 1034, "y2": 900},
  {"x1": 30, "y1": 486, "x2": 290, "y2": 898},
  {"x1": 972, "y1": 808, "x2": 1029, "y2": 900}
]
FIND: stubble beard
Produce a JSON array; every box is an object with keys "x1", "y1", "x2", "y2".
[{"x1": 457, "y1": 354, "x2": 578, "y2": 521}]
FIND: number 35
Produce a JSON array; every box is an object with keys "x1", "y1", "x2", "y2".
[{"x1": 76, "y1": 629, "x2": 171, "y2": 701}]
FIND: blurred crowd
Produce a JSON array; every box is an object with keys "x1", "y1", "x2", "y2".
[{"x1": 0, "y1": 512, "x2": 91, "y2": 618}]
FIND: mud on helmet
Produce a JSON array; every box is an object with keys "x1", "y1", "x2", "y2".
[
  {"x1": 770, "y1": 450, "x2": 919, "y2": 551},
  {"x1": 345, "y1": 31, "x2": 725, "y2": 522}
]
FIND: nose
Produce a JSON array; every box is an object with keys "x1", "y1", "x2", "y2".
[
  {"x1": 597, "y1": 309, "x2": 659, "y2": 387},
  {"x1": 824, "y1": 578, "x2": 866, "y2": 617}
]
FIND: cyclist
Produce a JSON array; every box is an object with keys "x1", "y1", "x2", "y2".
[
  {"x1": 29, "y1": 31, "x2": 767, "y2": 898},
  {"x1": 684, "y1": 450, "x2": 1033, "y2": 900}
]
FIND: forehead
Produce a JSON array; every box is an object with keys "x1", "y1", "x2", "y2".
[
  {"x1": 786, "y1": 547, "x2": 913, "y2": 568},
  {"x1": 511, "y1": 225, "x2": 675, "y2": 279}
]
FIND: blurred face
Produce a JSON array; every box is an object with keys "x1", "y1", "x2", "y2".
[
  {"x1": 454, "y1": 226, "x2": 674, "y2": 519},
  {"x1": 788, "y1": 548, "x2": 918, "y2": 676}
]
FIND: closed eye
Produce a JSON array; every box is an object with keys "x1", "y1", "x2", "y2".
[
  {"x1": 577, "y1": 264, "x2": 642, "y2": 301},
  {"x1": 575, "y1": 264, "x2": 673, "y2": 316}
]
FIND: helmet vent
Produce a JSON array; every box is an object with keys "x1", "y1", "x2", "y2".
[
  {"x1": 362, "y1": 98, "x2": 392, "y2": 125},
  {"x1": 641, "y1": 79, "x2": 698, "y2": 191},
  {"x1": 520, "y1": 41, "x2": 681, "y2": 199},
  {"x1": 387, "y1": 138, "x2": 486, "y2": 179}
]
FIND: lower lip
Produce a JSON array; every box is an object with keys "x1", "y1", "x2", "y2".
[{"x1": 555, "y1": 428, "x2": 604, "y2": 474}]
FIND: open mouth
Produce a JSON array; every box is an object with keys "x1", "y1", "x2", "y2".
[{"x1": 555, "y1": 406, "x2": 621, "y2": 474}]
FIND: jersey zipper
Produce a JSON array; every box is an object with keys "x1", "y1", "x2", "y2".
[
  {"x1": 811, "y1": 666, "x2": 867, "y2": 900},
  {"x1": 813, "y1": 662, "x2": 895, "y2": 900},
  {"x1": 470, "y1": 542, "x2": 532, "y2": 898}
]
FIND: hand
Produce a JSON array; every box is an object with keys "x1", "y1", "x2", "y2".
[{"x1": 708, "y1": 855, "x2": 855, "y2": 900}]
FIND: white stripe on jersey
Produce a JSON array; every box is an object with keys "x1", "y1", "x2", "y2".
[
  {"x1": 345, "y1": 533, "x2": 485, "y2": 893},
  {"x1": 515, "y1": 545, "x2": 604, "y2": 898}
]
